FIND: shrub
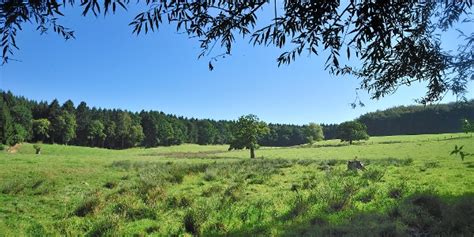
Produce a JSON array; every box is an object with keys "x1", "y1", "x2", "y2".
[
  {"x1": 0, "y1": 144, "x2": 4, "y2": 151},
  {"x1": 33, "y1": 144, "x2": 41, "y2": 154}
]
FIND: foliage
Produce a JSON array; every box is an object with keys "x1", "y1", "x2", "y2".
[
  {"x1": 304, "y1": 123, "x2": 324, "y2": 144},
  {"x1": 32, "y1": 119, "x2": 50, "y2": 142},
  {"x1": 33, "y1": 144, "x2": 41, "y2": 154},
  {"x1": 1, "y1": 1, "x2": 472, "y2": 103},
  {"x1": 1, "y1": 91, "x2": 473, "y2": 150},
  {"x1": 358, "y1": 101, "x2": 474, "y2": 136},
  {"x1": 87, "y1": 120, "x2": 106, "y2": 147},
  {"x1": 228, "y1": 114, "x2": 269, "y2": 158},
  {"x1": 337, "y1": 121, "x2": 369, "y2": 144},
  {"x1": 8, "y1": 124, "x2": 28, "y2": 145},
  {"x1": 450, "y1": 145, "x2": 472, "y2": 161}
]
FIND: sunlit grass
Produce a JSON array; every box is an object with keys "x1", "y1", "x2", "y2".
[{"x1": 0, "y1": 133, "x2": 473, "y2": 236}]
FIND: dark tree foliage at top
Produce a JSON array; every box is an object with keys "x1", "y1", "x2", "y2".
[{"x1": 1, "y1": 1, "x2": 472, "y2": 104}]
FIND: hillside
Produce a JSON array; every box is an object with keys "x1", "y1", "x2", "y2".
[{"x1": 357, "y1": 100, "x2": 474, "y2": 136}]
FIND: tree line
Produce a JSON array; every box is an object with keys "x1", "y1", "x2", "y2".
[
  {"x1": 1, "y1": 91, "x2": 472, "y2": 150},
  {"x1": 357, "y1": 101, "x2": 474, "y2": 136},
  {"x1": 0, "y1": 91, "x2": 324, "y2": 149}
]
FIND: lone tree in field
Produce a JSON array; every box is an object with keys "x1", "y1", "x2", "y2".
[
  {"x1": 337, "y1": 121, "x2": 369, "y2": 145},
  {"x1": 1, "y1": 1, "x2": 472, "y2": 104},
  {"x1": 304, "y1": 123, "x2": 324, "y2": 144},
  {"x1": 229, "y1": 114, "x2": 269, "y2": 159}
]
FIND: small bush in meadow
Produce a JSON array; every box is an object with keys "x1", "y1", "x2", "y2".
[{"x1": 0, "y1": 144, "x2": 4, "y2": 151}]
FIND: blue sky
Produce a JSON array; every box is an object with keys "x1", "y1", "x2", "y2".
[{"x1": 0, "y1": 4, "x2": 472, "y2": 125}]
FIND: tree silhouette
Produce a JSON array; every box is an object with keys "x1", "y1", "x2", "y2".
[{"x1": 1, "y1": 1, "x2": 472, "y2": 103}]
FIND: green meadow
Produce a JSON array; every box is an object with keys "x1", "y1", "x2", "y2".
[{"x1": 0, "y1": 133, "x2": 473, "y2": 236}]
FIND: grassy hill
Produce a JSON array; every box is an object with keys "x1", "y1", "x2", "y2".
[{"x1": 0, "y1": 133, "x2": 473, "y2": 236}]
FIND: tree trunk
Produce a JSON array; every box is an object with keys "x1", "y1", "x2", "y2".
[
  {"x1": 250, "y1": 147, "x2": 255, "y2": 159},
  {"x1": 349, "y1": 140, "x2": 353, "y2": 145}
]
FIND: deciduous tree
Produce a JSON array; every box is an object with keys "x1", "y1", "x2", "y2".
[
  {"x1": 229, "y1": 114, "x2": 269, "y2": 159},
  {"x1": 337, "y1": 121, "x2": 369, "y2": 145}
]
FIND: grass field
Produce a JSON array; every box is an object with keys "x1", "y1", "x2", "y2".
[{"x1": 0, "y1": 133, "x2": 473, "y2": 236}]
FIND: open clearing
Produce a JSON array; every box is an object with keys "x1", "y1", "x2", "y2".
[{"x1": 0, "y1": 133, "x2": 473, "y2": 236}]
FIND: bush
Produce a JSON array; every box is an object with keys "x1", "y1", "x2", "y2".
[
  {"x1": 0, "y1": 144, "x2": 4, "y2": 151},
  {"x1": 33, "y1": 144, "x2": 41, "y2": 154}
]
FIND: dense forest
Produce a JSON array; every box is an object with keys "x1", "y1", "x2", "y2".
[
  {"x1": 358, "y1": 101, "x2": 474, "y2": 136},
  {"x1": 0, "y1": 91, "x2": 321, "y2": 149},
  {"x1": 1, "y1": 91, "x2": 472, "y2": 149}
]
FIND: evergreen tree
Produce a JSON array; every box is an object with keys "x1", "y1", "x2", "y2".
[{"x1": 75, "y1": 102, "x2": 91, "y2": 146}]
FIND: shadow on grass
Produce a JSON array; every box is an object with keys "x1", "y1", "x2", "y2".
[{"x1": 204, "y1": 192, "x2": 474, "y2": 237}]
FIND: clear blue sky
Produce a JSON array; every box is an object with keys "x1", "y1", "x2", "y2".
[{"x1": 0, "y1": 4, "x2": 472, "y2": 125}]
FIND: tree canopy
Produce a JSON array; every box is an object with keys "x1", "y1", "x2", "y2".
[
  {"x1": 1, "y1": 1, "x2": 472, "y2": 103},
  {"x1": 1, "y1": 91, "x2": 473, "y2": 149},
  {"x1": 229, "y1": 114, "x2": 269, "y2": 158},
  {"x1": 337, "y1": 121, "x2": 369, "y2": 144}
]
